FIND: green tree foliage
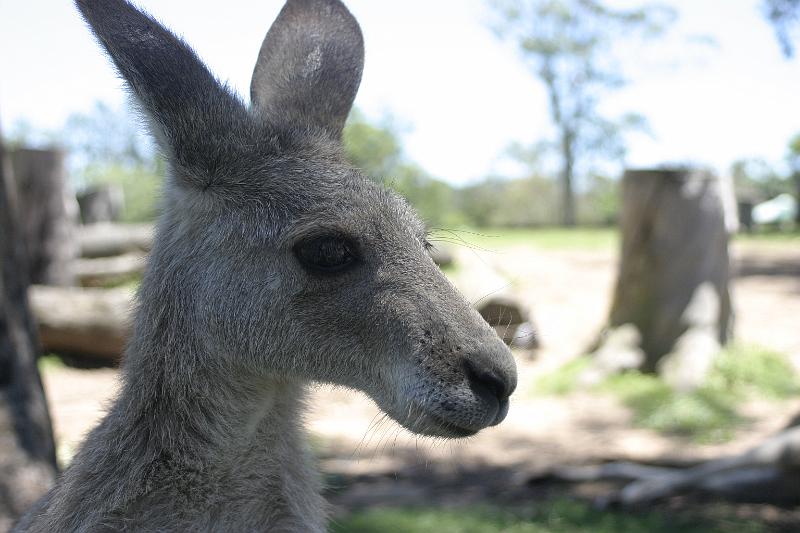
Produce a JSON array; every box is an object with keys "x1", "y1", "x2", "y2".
[
  {"x1": 461, "y1": 176, "x2": 559, "y2": 227},
  {"x1": 5, "y1": 103, "x2": 162, "y2": 222},
  {"x1": 61, "y1": 101, "x2": 153, "y2": 174},
  {"x1": 459, "y1": 173, "x2": 618, "y2": 228},
  {"x1": 10, "y1": 102, "x2": 624, "y2": 227},
  {"x1": 762, "y1": 2, "x2": 800, "y2": 221},
  {"x1": 342, "y1": 109, "x2": 403, "y2": 179},
  {"x1": 55, "y1": 102, "x2": 163, "y2": 222},
  {"x1": 787, "y1": 133, "x2": 800, "y2": 223},
  {"x1": 730, "y1": 158, "x2": 793, "y2": 202},
  {"x1": 578, "y1": 173, "x2": 620, "y2": 225},
  {"x1": 489, "y1": 0, "x2": 673, "y2": 226},
  {"x1": 342, "y1": 110, "x2": 464, "y2": 227}
]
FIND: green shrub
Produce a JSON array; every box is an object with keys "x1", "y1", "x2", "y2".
[
  {"x1": 534, "y1": 343, "x2": 798, "y2": 442},
  {"x1": 601, "y1": 373, "x2": 740, "y2": 443},
  {"x1": 709, "y1": 343, "x2": 799, "y2": 399},
  {"x1": 534, "y1": 357, "x2": 592, "y2": 395},
  {"x1": 38, "y1": 353, "x2": 65, "y2": 373},
  {"x1": 84, "y1": 163, "x2": 162, "y2": 222}
]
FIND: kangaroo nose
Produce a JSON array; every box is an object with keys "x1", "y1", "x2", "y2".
[{"x1": 463, "y1": 356, "x2": 515, "y2": 403}]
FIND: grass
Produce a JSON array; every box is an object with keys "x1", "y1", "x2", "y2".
[
  {"x1": 734, "y1": 228, "x2": 800, "y2": 244},
  {"x1": 535, "y1": 357, "x2": 593, "y2": 395},
  {"x1": 601, "y1": 372, "x2": 741, "y2": 443},
  {"x1": 534, "y1": 343, "x2": 799, "y2": 443},
  {"x1": 38, "y1": 353, "x2": 66, "y2": 373},
  {"x1": 331, "y1": 499, "x2": 766, "y2": 533},
  {"x1": 98, "y1": 274, "x2": 142, "y2": 290},
  {"x1": 427, "y1": 226, "x2": 800, "y2": 254},
  {"x1": 710, "y1": 342, "x2": 800, "y2": 399},
  {"x1": 430, "y1": 227, "x2": 618, "y2": 252}
]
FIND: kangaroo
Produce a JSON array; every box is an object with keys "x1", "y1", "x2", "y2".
[{"x1": 16, "y1": 0, "x2": 517, "y2": 531}]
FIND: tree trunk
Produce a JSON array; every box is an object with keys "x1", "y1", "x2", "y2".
[
  {"x1": 590, "y1": 168, "x2": 734, "y2": 389},
  {"x1": 795, "y1": 171, "x2": 800, "y2": 225},
  {"x1": 0, "y1": 134, "x2": 58, "y2": 530},
  {"x1": 560, "y1": 131, "x2": 576, "y2": 227},
  {"x1": 9, "y1": 148, "x2": 79, "y2": 286}
]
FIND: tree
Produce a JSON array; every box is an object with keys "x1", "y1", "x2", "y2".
[
  {"x1": 548, "y1": 2, "x2": 800, "y2": 508},
  {"x1": 10, "y1": 102, "x2": 163, "y2": 222},
  {"x1": 731, "y1": 158, "x2": 793, "y2": 200},
  {"x1": 489, "y1": 0, "x2": 673, "y2": 226},
  {"x1": 61, "y1": 103, "x2": 162, "y2": 222},
  {"x1": 342, "y1": 110, "x2": 462, "y2": 227},
  {"x1": 342, "y1": 109, "x2": 404, "y2": 180},
  {"x1": 763, "y1": 0, "x2": 800, "y2": 57},
  {"x1": 787, "y1": 134, "x2": 800, "y2": 224},
  {"x1": 0, "y1": 119, "x2": 58, "y2": 529},
  {"x1": 596, "y1": 168, "x2": 733, "y2": 383},
  {"x1": 8, "y1": 148, "x2": 79, "y2": 286}
]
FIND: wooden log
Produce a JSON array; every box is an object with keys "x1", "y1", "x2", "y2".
[
  {"x1": 0, "y1": 135, "x2": 57, "y2": 529},
  {"x1": 77, "y1": 184, "x2": 124, "y2": 224},
  {"x1": 593, "y1": 168, "x2": 735, "y2": 388},
  {"x1": 28, "y1": 285, "x2": 134, "y2": 362},
  {"x1": 75, "y1": 252, "x2": 146, "y2": 287},
  {"x1": 547, "y1": 424, "x2": 800, "y2": 506},
  {"x1": 9, "y1": 148, "x2": 79, "y2": 286},
  {"x1": 78, "y1": 222, "x2": 154, "y2": 258}
]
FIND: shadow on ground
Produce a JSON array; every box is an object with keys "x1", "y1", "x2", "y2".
[{"x1": 322, "y1": 451, "x2": 800, "y2": 532}]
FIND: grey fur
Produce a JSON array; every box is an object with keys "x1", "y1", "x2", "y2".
[{"x1": 16, "y1": 0, "x2": 517, "y2": 531}]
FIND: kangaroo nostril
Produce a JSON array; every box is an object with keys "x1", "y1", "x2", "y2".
[{"x1": 463, "y1": 357, "x2": 511, "y2": 403}]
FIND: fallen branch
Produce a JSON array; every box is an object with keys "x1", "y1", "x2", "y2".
[{"x1": 547, "y1": 424, "x2": 800, "y2": 506}]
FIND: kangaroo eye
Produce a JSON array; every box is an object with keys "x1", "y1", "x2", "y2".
[{"x1": 293, "y1": 235, "x2": 359, "y2": 274}]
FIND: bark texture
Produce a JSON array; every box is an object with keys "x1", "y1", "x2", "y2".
[
  {"x1": 0, "y1": 139, "x2": 58, "y2": 531},
  {"x1": 594, "y1": 168, "x2": 735, "y2": 388},
  {"x1": 9, "y1": 148, "x2": 78, "y2": 286}
]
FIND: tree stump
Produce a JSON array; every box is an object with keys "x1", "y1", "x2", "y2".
[
  {"x1": 77, "y1": 184, "x2": 124, "y2": 224},
  {"x1": 0, "y1": 138, "x2": 58, "y2": 530},
  {"x1": 9, "y1": 148, "x2": 79, "y2": 286},
  {"x1": 590, "y1": 168, "x2": 735, "y2": 388}
]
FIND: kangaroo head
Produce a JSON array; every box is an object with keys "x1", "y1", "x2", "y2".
[{"x1": 77, "y1": 0, "x2": 517, "y2": 438}]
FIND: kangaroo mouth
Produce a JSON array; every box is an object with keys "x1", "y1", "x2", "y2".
[
  {"x1": 401, "y1": 399, "x2": 504, "y2": 439},
  {"x1": 424, "y1": 412, "x2": 481, "y2": 438}
]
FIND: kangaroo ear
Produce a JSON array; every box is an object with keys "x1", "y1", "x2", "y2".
[
  {"x1": 251, "y1": 0, "x2": 364, "y2": 141},
  {"x1": 76, "y1": 0, "x2": 249, "y2": 189}
]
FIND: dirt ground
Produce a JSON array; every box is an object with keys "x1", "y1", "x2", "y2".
[{"x1": 40, "y1": 238, "x2": 800, "y2": 527}]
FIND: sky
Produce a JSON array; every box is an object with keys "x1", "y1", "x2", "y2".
[{"x1": 1, "y1": 0, "x2": 798, "y2": 185}]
